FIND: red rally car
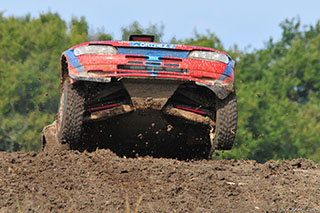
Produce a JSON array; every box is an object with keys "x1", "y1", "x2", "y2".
[{"x1": 55, "y1": 35, "x2": 238, "y2": 158}]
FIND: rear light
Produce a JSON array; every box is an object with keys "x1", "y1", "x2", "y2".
[
  {"x1": 74, "y1": 45, "x2": 118, "y2": 56},
  {"x1": 188, "y1": 50, "x2": 229, "y2": 64},
  {"x1": 129, "y1": 34, "x2": 155, "y2": 42}
]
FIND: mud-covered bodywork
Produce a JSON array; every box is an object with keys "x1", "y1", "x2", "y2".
[
  {"x1": 61, "y1": 41, "x2": 235, "y2": 100},
  {"x1": 43, "y1": 38, "x2": 238, "y2": 159}
]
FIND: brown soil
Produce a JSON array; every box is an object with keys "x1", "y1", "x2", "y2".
[{"x1": 0, "y1": 148, "x2": 319, "y2": 213}]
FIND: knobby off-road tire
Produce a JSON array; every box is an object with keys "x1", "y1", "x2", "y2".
[
  {"x1": 56, "y1": 77, "x2": 86, "y2": 147},
  {"x1": 213, "y1": 91, "x2": 238, "y2": 151}
]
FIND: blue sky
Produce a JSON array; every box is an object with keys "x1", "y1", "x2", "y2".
[{"x1": 2, "y1": 0, "x2": 320, "y2": 50}]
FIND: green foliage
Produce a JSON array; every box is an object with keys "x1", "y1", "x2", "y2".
[
  {"x1": 70, "y1": 16, "x2": 88, "y2": 45},
  {"x1": 87, "y1": 27, "x2": 113, "y2": 41},
  {"x1": 218, "y1": 18, "x2": 320, "y2": 163},
  {"x1": 121, "y1": 21, "x2": 164, "y2": 42},
  {"x1": 172, "y1": 29, "x2": 224, "y2": 51},
  {"x1": 0, "y1": 12, "x2": 88, "y2": 151},
  {"x1": 97, "y1": 33, "x2": 113, "y2": 41},
  {"x1": 0, "y1": 14, "x2": 319, "y2": 163}
]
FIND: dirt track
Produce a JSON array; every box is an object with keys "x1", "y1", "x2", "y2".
[{"x1": 0, "y1": 149, "x2": 319, "y2": 212}]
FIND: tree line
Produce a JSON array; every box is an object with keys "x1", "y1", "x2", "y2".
[{"x1": 0, "y1": 12, "x2": 319, "y2": 163}]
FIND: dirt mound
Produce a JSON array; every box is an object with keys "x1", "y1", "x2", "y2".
[{"x1": 0, "y1": 149, "x2": 319, "y2": 212}]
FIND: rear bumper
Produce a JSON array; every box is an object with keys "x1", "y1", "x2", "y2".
[
  {"x1": 65, "y1": 52, "x2": 235, "y2": 99},
  {"x1": 69, "y1": 73, "x2": 234, "y2": 100}
]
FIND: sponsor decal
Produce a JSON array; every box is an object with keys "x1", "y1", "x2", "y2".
[
  {"x1": 216, "y1": 59, "x2": 234, "y2": 83},
  {"x1": 64, "y1": 49, "x2": 86, "y2": 73},
  {"x1": 129, "y1": 42, "x2": 176, "y2": 49}
]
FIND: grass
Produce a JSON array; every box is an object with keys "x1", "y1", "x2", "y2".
[
  {"x1": 125, "y1": 194, "x2": 144, "y2": 213},
  {"x1": 16, "y1": 197, "x2": 21, "y2": 213}
]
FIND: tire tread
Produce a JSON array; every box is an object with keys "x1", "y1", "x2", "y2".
[{"x1": 214, "y1": 92, "x2": 238, "y2": 150}]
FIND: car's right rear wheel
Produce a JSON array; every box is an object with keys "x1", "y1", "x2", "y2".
[{"x1": 212, "y1": 91, "x2": 238, "y2": 151}]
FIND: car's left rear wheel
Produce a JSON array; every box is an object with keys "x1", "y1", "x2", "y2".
[{"x1": 56, "y1": 77, "x2": 86, "y2": 147}]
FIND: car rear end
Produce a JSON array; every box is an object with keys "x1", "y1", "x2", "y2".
[{"x1": 56, "y1": 36, "x2": 237, "y2": 158}]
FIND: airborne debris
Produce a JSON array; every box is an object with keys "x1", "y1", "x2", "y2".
[{"x1": 137, "y1": 133, "x2": 143, "y2": 139}]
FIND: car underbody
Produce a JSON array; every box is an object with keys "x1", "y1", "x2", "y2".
[{"x1": 43, "y1": 77, "x2": 237, "y2": 159}]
